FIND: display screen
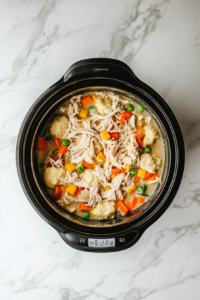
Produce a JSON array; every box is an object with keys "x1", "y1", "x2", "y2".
[{"x1": 88, "y1": 238, "x2": 115, "y2": 248}]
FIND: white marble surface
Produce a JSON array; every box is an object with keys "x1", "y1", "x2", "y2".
[{"x1": 0, "y1": 0, "x2": 200, "y2": 299}]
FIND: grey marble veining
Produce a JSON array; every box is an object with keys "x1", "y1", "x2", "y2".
[{"x1": 0, "y1": 0, "x2": 200, "y2": 299}]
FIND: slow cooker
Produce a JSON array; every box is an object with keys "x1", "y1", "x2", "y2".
[{"x1": 16, "y1": 58, "x2": 184, "y2": 252}]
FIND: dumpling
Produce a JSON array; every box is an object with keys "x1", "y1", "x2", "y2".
[
  {"x1": 92, "y1": 200, "x2": 116, "y2": 220},
  {"x1": 80, "y1": 169, "x2": 100, "y2": 187},
  {"x1": 142, "y1": 125, "x2": 159, "y2": 147},
  {"x1": 140, "y1": 153, "x2": 161, "y2": 174},
  {"x1": 50, "y1": 116, "x2": 69, "y2": 138},
  {"x1": 94, "y1": 97, "x2": 112, "y2": 115},
  {"x1": 43, "y1": 167, "x2": 66, "y2": 188}
]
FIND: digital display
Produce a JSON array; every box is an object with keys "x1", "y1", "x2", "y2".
[{"x1": 88, "y1": 238, "x2": 115, "y2": 248}]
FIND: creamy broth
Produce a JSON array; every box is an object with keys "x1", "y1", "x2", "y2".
[{"x1": 37, "y1": 91, "x2": 164, "y2": 220}]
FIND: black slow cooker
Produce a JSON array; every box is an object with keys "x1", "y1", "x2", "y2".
[{"x1": 16, "y1": 58, "x2": 184, "y2": 252}]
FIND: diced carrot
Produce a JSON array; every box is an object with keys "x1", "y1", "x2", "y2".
[
  {"x1": 81, "y1": 96, "x2": 93, "y2": 106},
  {"x1": 121, "y1": 167, "x2": 125, "y2": 173},
  {"x1": 54, "y1": 186, "x2": 62, "y2": 199},
  {"x1": 54, "y1": 138, "x2": 61, "y2": 148},
  {"x1": 38, "y1": 137, "x2": 47, "y2": 150},
  {"x1": 145, "y1": 172, "x2": 153, "y2": 181},
  {"x1": 134, "y1": 176, "x2": 141, "y2": 183},
  {"x1": 120, "y1": 111, "x2": 132, "y2": 124},
  {"x1": 136, "y1": 135, "x2": 143, "y2": 147},
  {"x1": 57, "y1": 145, "x2": 68, "y2": 156},
  {"x1": 112, "y1": 167, "x2": 121, "y2": 175},
  {"x1": 136, "y1": 126, "x2": 144, "y2": 147},
  {"x1": 152, "y1": 173, "x2": 159, "y2": 181},
  {"x1": 83, "y1": 161, "x2": 93, "y2": 168},
  {"x1": 110, "y1": 132, "x2": 119, "y2": 140},
  {"x1": 116, "y1": 200, "x2": 130, "y2": 214},
  {"x1": 79, "y1": 203, "x2": 93, "y2": 211},
  {"x1": 138, "y1": 197, "x2": 145, "y2": 204},
  {"x1": 76, "y1": 187, "x2": 85, "y2": 195},
  {"x1": 136, "y1": 126, "x2": 145, "y2": 138},
  {"x1": 131, "y1": 197, "x2": 138, "y2": 208},
  {"x1": 145, "y1": 172, "x2": 159, "y2": 181},
  {"x1": 125, "y1": 201, "x2": 132, "y2": 211}
]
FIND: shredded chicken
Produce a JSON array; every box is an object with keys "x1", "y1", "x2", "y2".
[
  {"x1": 59, "y1": 171, "x2": 79, "y2": 185},
  {"x1": 88, "y1": 187, "x2": 102, "y2": 207},
  {"x1": 49, "y1": 91, "x2": 161, "y2": 207}
]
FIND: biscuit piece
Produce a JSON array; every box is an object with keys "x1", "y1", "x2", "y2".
[
  {"x1": 143, "y1": 125, "x2": 159, "y2": 147},
  {"x1": 43, "y1": 167, "x2": 66, "y2": 188},
  {"x1": 81, "y1": 169, "x2": 100, "y2": 187},
  {"x1": 140, "y1": 153, "x2": 161, "y2": 174},
  {"x1": 92, "y1": 200, "x2": 116, "y2": 220},
  {"x1": 50, "y1": 116, "x2": 69, "y2": 138},
  {"x1": 94, "y1": 97, "x2": 112, "y2": 115}
]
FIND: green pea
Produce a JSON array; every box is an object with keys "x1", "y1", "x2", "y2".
[
  {"x1": 137, "y1": 184, "x2": 147, "y2": 194},
  {"x1": 52, "y1": 149, "x2": 59, "y2": 156},
  {"x1": 127, "y1": 104, "x2": 134, "y2": 111},
  {"x1": 39, "y1": 162, "x2": 45, "y2": 169},
  {"x1": 83, "y1": 212, "x2": 90, "y2": 219},
  {"x1": 116, "y1": 212, "x2": 122, "y2": 219},
  {"x1": 62, "y1": 139, "x2": 70, "y2": 146},
  {"x1": 45, "y1": 136, "x2": 52, "y2": 141},
  {"x1": 77, "y1": 165, "x2": 85, "y2": 173},
  {"x1": 138, "y1": 105, "x2": 144, "y2": 112},
  {"x1": 88, "y1": 106, "x2": 96, "y2": 113},
  {"x1": 130, "y1": 168, "x2": 137, "y2": 176},
  {"x1": 144, "y1": 146, "x2": 151, "y2": 153}
]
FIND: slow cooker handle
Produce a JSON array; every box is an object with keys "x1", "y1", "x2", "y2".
[{"x1": 62, "y1": 58, "x2": 138, "y2": 85}]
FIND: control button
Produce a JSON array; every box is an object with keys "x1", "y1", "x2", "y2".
[
  {"x1": 119, "y1": 238, "x2": 125, "y2": 243},
  {"x1": 79, "y1": 238, "x2": 86, "y2": 244}
]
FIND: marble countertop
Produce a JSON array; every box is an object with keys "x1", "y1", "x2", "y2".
[{"x1": 1, "y1": 0, "x2": 200, "y2": 299}]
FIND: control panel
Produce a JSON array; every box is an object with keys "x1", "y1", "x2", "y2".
[{"x1": 61, "y1": 231, "x2": 139, "y2": 251}]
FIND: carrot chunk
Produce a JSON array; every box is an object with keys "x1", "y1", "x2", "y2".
[
  {"x1": 116, "y1": 200, "x2": 130, "y2": 214},
  {"x1": 145, "y1": 172, "x2": 159, "y2": 181},
  {"x1": 54, "y1": 138, "x2": 61, "y2": 148},
  {"x1": 125, "y1": 201, "x2": 132, "y2": 211},
  {"x1": 83, "y1": 161, "x2": 93, "y2": 168},
  {"x1": 120, "y1": 111, "x2": 132, "y2": 124},
  {"x1": 79, "y1": 203, "x2": 93, "y2": 211},
  {"x1": 57, "y1": 146, "x2": 68, "y2": 156},
  {"x1": 110, "y1": 132, "x2": 119, "y2": 140},
  {"x1": 134, "y1": 176, "x2": 141, "y2": 183},
  {"x1": 136, "y1": 126, "x2": 144, "y2": 147},
  {"x1": 112, "y1": 167, "x2": 121, "y2": 175},
  {"x1": 38, "y1": 137, "x2": 47, "y2": 150},
  {"x1": 131, "y1": 197, "x2": 138, "y2": 208},
  {"x1": 81, "y1": 96, "x2": 93, "y2": 106},
  {"x1": 54, "y1": 186, "x2": 62, "y2": 199},
  {"x1": 121, "y1": 167, "x2": 125, "y2": 173},
  {"x1": 138, "y1": 197, "x2": 145, "y2": 204}
]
